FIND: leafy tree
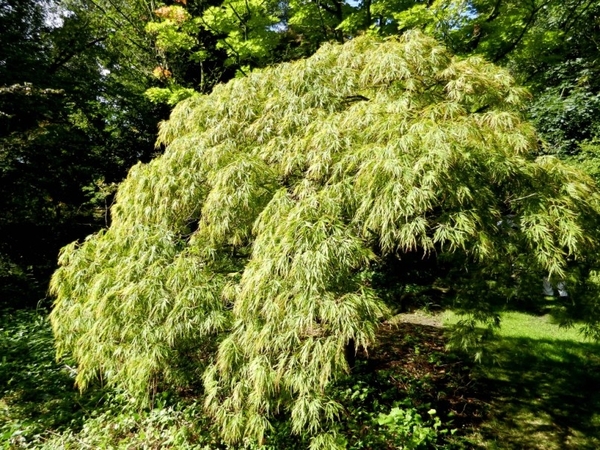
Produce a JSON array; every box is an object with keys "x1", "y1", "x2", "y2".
[
  {"x1": 200, "y1": 0, "x2": 360, "y2": 69},
  {"x1": 394, "y1": 0, "x2": 600, "y2": 154},
  {"x1": 50, "y1": 32, "x2": 600, "y2": 447},
  {"x1": 145, "y1": 0, "x2": 403, "y2": 80},
  {"x1": 0, "y1": 0, "x2": 166, "y2": 305},
  {"x1": 69, "y1": 0, "x2": 242, "y2": 104},
  {"x1": 142, "y1": 1, "x2": 238, "y2": 102}
]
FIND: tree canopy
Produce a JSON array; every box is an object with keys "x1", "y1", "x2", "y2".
[
  {"x1": 0, "y1": 0, "x2": 171, "y2": 305},
  {"x1": 136, "y1": 0, "x2": 600, "y2": 157},
  {"x1": 3, "y1": 0, "x2": 597, "y2": 283},
  {"x1": 50, "y1": 31, "x2": 600, "y2": 448}
]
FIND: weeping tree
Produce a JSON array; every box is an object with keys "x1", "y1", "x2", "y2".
[{"x1": 50, "y1": 31, "x2": 600, "y2": 448}]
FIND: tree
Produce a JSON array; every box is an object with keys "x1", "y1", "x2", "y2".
[
  {"x1": 89, "y1": 0, "x2": 238, "y2": 102},
  {"x1": 393, "y1": 0, "x2": 600, "y2": 154},
  {"x1": 50, "y1": 31, "x2": 600, "y2": 448},
  {"x1": 131, "y1": 0, "x2": 600, "y2": 160},
  {"x1": 0, "y1": 0, "x2": 166, "y2": 306}
]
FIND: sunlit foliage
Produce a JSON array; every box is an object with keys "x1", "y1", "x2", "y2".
[{"x1": 50, "y1": 31, "x2": 600, "y2": 447}]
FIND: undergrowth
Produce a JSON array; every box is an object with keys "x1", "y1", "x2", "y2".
[
  {"x1": 10, "y1": 308, "x2": 597, "y2": 449},
  {"x1": 10, "y1": 310, "x2": 600, "y2": 450},
  {"x1": 0, "y1": 308, "x2": 102, "y2": 447},
  {"x1": 2, "y1": 309, "x2": 468, "y2": 449}
]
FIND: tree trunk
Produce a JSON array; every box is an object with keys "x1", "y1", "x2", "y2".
[{"x1": 344, "y1": 338, "x2": 356, "y2": 371}]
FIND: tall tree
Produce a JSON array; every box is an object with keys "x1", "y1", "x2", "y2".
[
  {"x1": 0, "y1": 0, "x2": 165, "y2": 305},
  {"x1": 50, "y1": 32, "x2": 600, "y2": 448}
]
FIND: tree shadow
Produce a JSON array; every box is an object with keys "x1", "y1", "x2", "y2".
[
  {"x1": 356, "y1": 322, "x2": 487, "y2": 438},
  {"x1": 471, "y1": 336, "x2": 600, "y2": 449},
  {"x1": 359, "y1": 319, "x2": 600, "y2": 449}
]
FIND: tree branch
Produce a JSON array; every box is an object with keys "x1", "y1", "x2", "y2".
[
  {"x1": 48, "y1": 36, "x2": 108, "y2": 74},
  {"x1": 492, "y1": 0, "x2": 549, "y2": 62}
]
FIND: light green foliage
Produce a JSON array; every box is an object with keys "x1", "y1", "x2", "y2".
[
  {"x1": 286, "y1": 0, "x2": 352, "y2": 42},
  {"x1": 201, "y1": 0, "x2": 280, "y2": 68},
  {"x1": 146, "y1": 6, "x2": 198, "y2": 53},
  {"x1": 197, "y1": 0, "x2": 352, "y2": 69},
  {"x1": 145, "y1": 85, "x2": 197, "y2": 106},
  {"x1": 395, "y1": 0, "x2": 473, "y2": 41},
  {"x1": 51, "y1": 32, "x2": 600, "y2": 446},
  {"x1": 143, "y1": 4, "x2": 210, "y2": 100},
  {"x1": 394, "y1": 0, "x2": 600, "y2": 73}
]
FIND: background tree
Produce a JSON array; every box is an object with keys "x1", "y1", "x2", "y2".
[
  {"x1": 188, "y1": 0, "x2": 600, "y2": 159},
  {"x1": 0, "y1": 0, "x2": 166, "y2": 306},
  {"x1": 51, "y1": 32, "x2": 600, "y2": 448},
  {"x1": 394, "y1": 0, "x2": 600, "y2": 156}
]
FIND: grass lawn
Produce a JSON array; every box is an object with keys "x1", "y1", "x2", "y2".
[{"x1": 443, "y1": 311, "x2": 600, "y2": 449}]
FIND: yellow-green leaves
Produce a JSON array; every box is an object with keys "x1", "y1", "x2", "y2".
[
  {"x1": 201, "y1": 0, "x2": 281, "y2": 67},
  {"x1": 146, "y1": 6, "x2": 197, "y2": 53},
  {"x1": 51, "y1": 31, "x2": 600, "y2": 447}
]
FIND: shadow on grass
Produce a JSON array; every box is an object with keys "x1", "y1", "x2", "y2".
[
  {"x1": 471, "y1": 336, "x2": 600, "y2": 450},
  {"x1": 359, "y1": 317, "x2": 600, "y2": 450}
]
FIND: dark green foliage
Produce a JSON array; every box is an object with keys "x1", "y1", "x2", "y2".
[
  {"x1": 0, "y1": 0, "x2": 168, "y2": 306},
  {"x1": 0, "y1": 0, "x2": 48, "y2": 86},
  {"x1": 328, "y1": 322, "x2": 470, "y2": 450},
  {"x1": 0, "y1": 308, "x2": 99, "y2": 444},
  {"x1": 529, "y1": 61, "x2": 600, "y2": 155}
]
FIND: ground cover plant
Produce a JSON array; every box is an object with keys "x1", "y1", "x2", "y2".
[
  {"x1": 48, "y1": 30, "x2": 600, "y2": 448},
  {"x1": 5, "y1": 309, "x2": 600, "y2": 449},
  {"x1": 0, "y1": 308, "x2": 103, "y2": 447},
  {"x1": 1, "y1": 308, "x2": 478, "y2": 449}
]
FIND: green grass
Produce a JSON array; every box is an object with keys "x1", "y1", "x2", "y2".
[
  {"x1": 444, "y1": 310, "x2": 591, "y2": 342},
  {"x1": 444, "y1": 311, "x2": 600, "y2": 449}
]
